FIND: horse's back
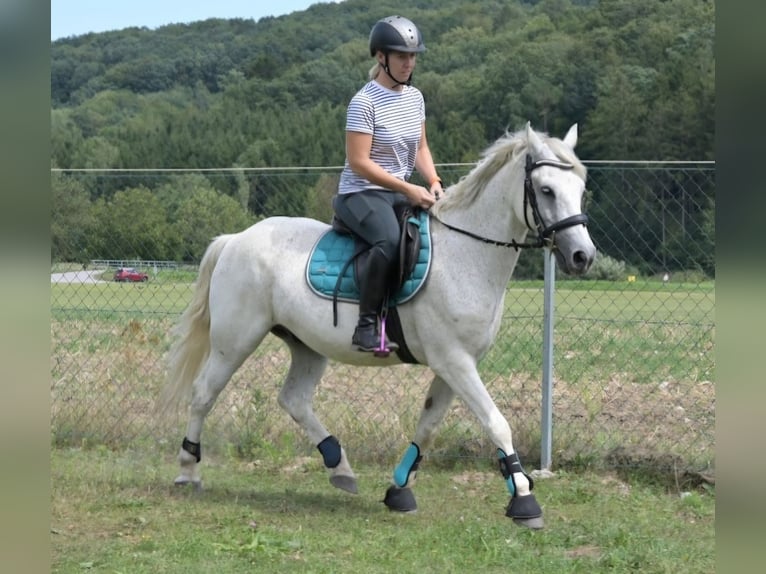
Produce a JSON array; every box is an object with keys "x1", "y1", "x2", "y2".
[
  {"x1": 241, "y1": 216, "x2": 329, "y2": 244},
  {"x1": 223, "y1": 216, "x2": 327, "y2": 262},
  {"x1": 210, "y1": 214, "x2": 332, "y2": 310}
]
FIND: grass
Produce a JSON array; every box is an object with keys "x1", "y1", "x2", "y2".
[
  {"x1": 50, "y1": 275, "x2": 715, "y2": 571},
  {"x1": 51, "y1": 446, "x2": 715, "y2": 574}
]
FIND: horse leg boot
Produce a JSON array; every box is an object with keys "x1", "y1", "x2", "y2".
[
  {"x1": 384, "y1": 376, "x2": 455, "y2": 512},
  {"x1": 498, "y1": 449, "x2": 544, "y2": 529},
  {"x1": 352, "y1": 245, "x2": 398, "y2": 352}
]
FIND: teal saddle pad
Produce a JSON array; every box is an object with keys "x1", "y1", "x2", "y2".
[{"x1": 306, "y1": 210, "x2": 431, "y2": 305}]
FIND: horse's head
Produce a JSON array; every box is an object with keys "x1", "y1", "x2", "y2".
[{"x1": 523, "y1": 123, "x2": 596, "y2": 275}]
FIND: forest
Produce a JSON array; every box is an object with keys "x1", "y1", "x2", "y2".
[{"x1": 50, "y1": 0, "x2": 715, "y2": 276}]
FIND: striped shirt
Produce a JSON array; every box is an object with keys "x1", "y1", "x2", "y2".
[{"x1": 337, "y1": 80, "x2": 425, "y2": 195}]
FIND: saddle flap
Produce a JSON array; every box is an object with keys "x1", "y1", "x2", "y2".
[{"x1": 397, "y1": 206, "x2": 422, "y2": 291}]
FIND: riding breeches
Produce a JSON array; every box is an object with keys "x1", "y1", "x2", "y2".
[{"x1": 332, "y1": 189, "x2": 410, "y2": 263}]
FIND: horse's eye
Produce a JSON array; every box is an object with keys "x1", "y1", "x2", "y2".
[{"x1": 540, "y1": 186, "x2": 553, "y2": 195}]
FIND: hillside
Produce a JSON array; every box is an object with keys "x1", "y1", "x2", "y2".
[{"x1": 52, "y1": 0, "x2": 714, "y2": 168}]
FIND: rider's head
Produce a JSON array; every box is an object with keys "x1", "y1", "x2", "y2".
[{"x1": 368, "y1": 16, "x2": 426, "y2": 86}]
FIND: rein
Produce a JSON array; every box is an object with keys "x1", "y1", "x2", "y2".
[{"x1": 429, "y1": 154, "x2": 589, "y2": 250}]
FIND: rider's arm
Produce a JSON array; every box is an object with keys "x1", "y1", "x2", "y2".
[
  {"x1": 415, "y1": 122, "x2": 443, "y2": 196},
  {"x1": 346, "y1": 130, "x2": 435, "y2": 209}
]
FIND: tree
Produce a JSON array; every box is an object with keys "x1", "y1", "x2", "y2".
[
  {"x1": 71, "y1": 137, "x2": 121, "y2": 169},
  {"x1": 51, "y1": 169, "x2": 94, "y2": 263},
  {"x1": 172, "y1": 187, "x2": 254, "y2": 261},
  {"x1": 50, "y1": 109, "x2": 84, "y2": 169},
  {"x1": 304, "y1": 173, "x2": 338, "y2": 224},
  {"x1": 97, "y1": 187, "x2": 174, "y2": 260},
  {"x1": 49, "y1": 0, "x2": 715, "y2": 274}
]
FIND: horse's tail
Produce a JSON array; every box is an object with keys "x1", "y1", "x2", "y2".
[{"x1": 157, "y1": 233, "x2": 234, "y2": 415}]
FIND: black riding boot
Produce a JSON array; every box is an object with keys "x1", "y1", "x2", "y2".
[
  {"x1": 352, "y1": 313, "x2": 382, "y2": 351},
  {"x1": 352, "y1": 246, "x2": 399, "y2": 353}
]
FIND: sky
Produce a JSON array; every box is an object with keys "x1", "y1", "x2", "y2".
[{"x1": 51, "y1": 0, "x2": 343, "y2": 40}]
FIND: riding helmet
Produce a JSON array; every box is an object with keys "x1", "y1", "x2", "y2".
[{"x1": 369, "y1": 15, "x2": 426, "y2": 57}]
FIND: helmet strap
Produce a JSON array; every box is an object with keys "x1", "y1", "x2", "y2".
[{"x1": 382, "y1": 53, "x2": 412, "y2": 87}]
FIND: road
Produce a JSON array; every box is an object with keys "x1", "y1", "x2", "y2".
[{"x1": 50, "y1": 269, "x2": 107, "y2": 284}]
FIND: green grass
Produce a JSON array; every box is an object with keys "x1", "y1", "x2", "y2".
[
  {"x1": 51, "y1": 446, "x2": 715, "y2": 574},
  {"x1": 50, "y1": 276, "x2": 715, "y2": 571},
  {"x1": 51, "y1": 281, "x2": 194, "y2": 319}
]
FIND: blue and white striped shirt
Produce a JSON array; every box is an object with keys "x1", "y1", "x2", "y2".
[{"x1": 337, "y1": 80, "x2": 425, "y2": 195}]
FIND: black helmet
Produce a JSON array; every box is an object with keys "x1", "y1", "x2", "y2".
[{"x1": 368, "y1": 15, "x2": 426, "y2": 57}]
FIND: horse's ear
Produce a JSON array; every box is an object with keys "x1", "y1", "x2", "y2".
[
  {"x1": 526, "y1": 122, "x2": 545, "y2": 156},
  {"x1": 563, "y1": 124, "x2": 578, "y2": 149}
]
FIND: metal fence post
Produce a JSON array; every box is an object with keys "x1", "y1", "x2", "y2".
[{"x1": 540, "y1": 247, "x2": 555, "y2": 470}]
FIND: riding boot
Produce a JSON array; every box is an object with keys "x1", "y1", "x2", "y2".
[
  {"x1": 352, "y1": 246, "x2": 399, "y2": 352},
  {"x1": 352, "y1": 313, "x2": 381, "y2": 351}
]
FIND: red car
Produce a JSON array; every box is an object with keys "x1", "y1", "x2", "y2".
[{"x1": 113, "y1": 267, "x2": 149, "y2": 282}]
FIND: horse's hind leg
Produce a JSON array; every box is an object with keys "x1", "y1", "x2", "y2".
[
  {"x1": 276, "y1": 333, "x2": 358, "y2": 494},
  {"x1": 384, "y1": 376, "x2": 455, "y2": 512},
  {"x1": 174, "y1": 349, "x2": 252, "y2": 488}
]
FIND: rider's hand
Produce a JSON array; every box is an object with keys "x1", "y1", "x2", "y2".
[
  {"x1": 407, "y1": 183, "x2": 437, "y2": 209},
  {"x1": 429, "y1": 180, "x2": 444, "y2": 200}
]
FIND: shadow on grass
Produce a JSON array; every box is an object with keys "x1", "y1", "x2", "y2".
[{"x1": 163, "y1": 479, "x2": 389, "y2": 518}]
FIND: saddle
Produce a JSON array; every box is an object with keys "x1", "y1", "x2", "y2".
[
  {"x1": 305, "y1": 207, "x2": 430, "y2": 365},
  {"x1": 330, "y1": 204, "x2": 423, "y2": 294},
  {"x1": 305, "y1": 206, "x2": 431, "y2": 321}
]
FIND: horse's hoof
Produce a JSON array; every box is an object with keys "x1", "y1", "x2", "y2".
[
  {"x1": 174, "y1": 476, "x2": 203, "y2": 491},
  {"x1": 513, "y1": 516, "x2": 544, "y2": 530},
  {"x1": 383, "y1": 486, "x2": 417, "y2": 512},
  {"x1": 330, "y1": 475, "x2": 358, "y2": 494},
  {"x1": 505, "y1": 493, "x2": 543, "y2": 528}
]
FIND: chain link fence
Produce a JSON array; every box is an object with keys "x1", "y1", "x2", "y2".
[{"x1": 51, "y1": 162, "x2": 714, "y2": 481}]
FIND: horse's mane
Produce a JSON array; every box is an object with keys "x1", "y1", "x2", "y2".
[{"x1": 432, "y1": 128, "x2": 586, "y2": 216}]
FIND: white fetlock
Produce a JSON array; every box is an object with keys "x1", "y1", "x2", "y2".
[
  {"x1": 512, "y1": 471, "x2": 531, "y2": 497},
  {"x1": 174, "y1": 474, "x2": 202, "y2": 490},
  {"x1": 174, "y1": 447, "x2": 202, "y2": 488}
]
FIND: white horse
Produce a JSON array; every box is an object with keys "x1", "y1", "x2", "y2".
[{"x1": 159, "y1": 123, "x2": 596, "y2": 529}]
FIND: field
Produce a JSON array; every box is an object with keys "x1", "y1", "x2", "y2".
[
  {"x1": 51, "y1": 446, "x2": 714, "y2": 573},
  {"x1": 50, "y1": 276, "x2": 715, "y2": 571},
  {"x1": 50, "y1": 277, "x2": 715, "y2": 470}
]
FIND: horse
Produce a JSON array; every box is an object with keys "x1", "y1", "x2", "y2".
[{"x1": 159, "y1": 122, "x2": 596, "y2": 529}]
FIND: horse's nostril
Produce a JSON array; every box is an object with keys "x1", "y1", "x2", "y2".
[{"x1": 572, "y1": 250, "x2": 593, "y2": 272}]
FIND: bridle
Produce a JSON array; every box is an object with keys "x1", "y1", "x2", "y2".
[{"x1": 429, "y1": 154, "x2": 589, "y2": 250}]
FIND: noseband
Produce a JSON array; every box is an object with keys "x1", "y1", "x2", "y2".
[{"x1": 431, "y1": 154, "x2": 589, "y2": 249}]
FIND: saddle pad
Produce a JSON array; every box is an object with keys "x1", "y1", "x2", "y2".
[{"x1": 306, "y1": 210, "x2": 431, "y2": 305}]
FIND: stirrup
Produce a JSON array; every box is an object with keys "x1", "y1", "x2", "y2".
[
  {"x1": 352, "y1": 319, "x2": 398, "y2": 356},
  {"x1": 373, "y1": 314, "x2": 398, "y2": 357}
]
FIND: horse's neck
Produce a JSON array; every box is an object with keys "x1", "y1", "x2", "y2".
[
  {"x1": 441, "y1": 162, "x2": 529, "y2": 247},
  {"x1": 429, "y1": 225, "x2": 521, "y2": 319},
  {"x1": 434, "y1": 164, "x2": 529, "y2": 290}
]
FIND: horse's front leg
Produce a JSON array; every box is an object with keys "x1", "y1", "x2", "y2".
[
  {"x1": 276, "y1": 338, "x2": 358, "y2": 494},
  {"x1": 455, "y1": 367, "x2": 543, "y2": 528},
  {"x1": 384, "y1": 376, "x2": 455, "y2": 512},
  {"x1": 428, "y1": 361, "x2": 543, "y2": 529}
]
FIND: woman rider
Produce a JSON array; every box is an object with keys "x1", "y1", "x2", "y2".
[{"x1": 333, "y1": 15, "x2": 443, "y2": 353}]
